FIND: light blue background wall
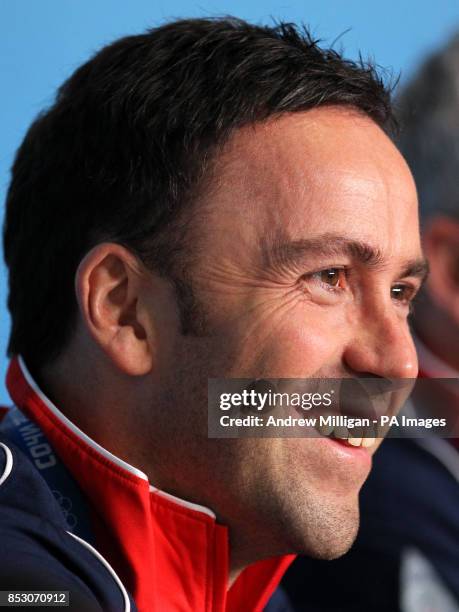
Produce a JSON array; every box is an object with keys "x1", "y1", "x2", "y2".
[{"x1": 1, "y1": 1, "x2": 458, "y2": 403}]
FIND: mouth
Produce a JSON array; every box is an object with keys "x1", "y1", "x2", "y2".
[
  {"x1": 315, "y1": 422, "x2": 379, "y2": 450},
  {"x1": 321, "y1": 434, "x2": 375, "y2": 478},
  {"x1": 305, "y1": 427, "x2": 374, "y2": 485}
]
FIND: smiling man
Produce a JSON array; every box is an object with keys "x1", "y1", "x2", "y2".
[{"x1": 0, "y1": 17, "x2": 426, "y2": 612}]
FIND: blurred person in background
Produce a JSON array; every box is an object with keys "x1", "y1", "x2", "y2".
[{"x1": 281, "y1": 32, "x2": 459, "y2": 612}]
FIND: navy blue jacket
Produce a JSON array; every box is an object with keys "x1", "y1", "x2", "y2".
[{"x1": 0, "y1": 435, "x2": 137, "y2": 612}]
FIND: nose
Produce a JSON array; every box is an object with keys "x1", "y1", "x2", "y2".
[{"x1": 343, "y1": 309, "x2": 418, "y2": 380}]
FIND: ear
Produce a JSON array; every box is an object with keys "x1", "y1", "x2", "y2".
[
  {"x1": 423, "y1": 216, "x2": 459, "y2": 325},
  {"x1": 75, "y1": 243, "x2": 155, "y2": 376}
]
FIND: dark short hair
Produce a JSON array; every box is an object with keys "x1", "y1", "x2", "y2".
[{"x1": 3, "y1": 17, "x2": 395, "y2": 368}]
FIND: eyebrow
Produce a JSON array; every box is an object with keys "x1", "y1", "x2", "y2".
[{"x1": 260, "y1": 232, "x2": 430, "y2": 282}]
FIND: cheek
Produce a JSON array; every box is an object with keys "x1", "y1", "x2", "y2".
[
  {"x1": 212, "y1": 285, "x2": 353, "y2": 378},
  {"x1": 248, "y1": 303, "x2": 351, "y2": 378}
]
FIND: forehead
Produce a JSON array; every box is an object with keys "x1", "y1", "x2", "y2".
[{"x1": 201, "y1": 107, "x2": 420, "y2": 264}]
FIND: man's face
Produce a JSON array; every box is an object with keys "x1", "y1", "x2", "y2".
[{"x1": 149, "y1": 107, "x2": 423, "y2": 564}]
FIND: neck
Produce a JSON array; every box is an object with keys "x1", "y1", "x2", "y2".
[
  {"x1": 29, "y1": 354, "x2": 277, "y2": 585},
  {"x1": 34, "y1": 351, "x2": 156, "y2": 479}
]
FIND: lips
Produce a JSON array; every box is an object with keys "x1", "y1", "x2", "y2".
[
  {"x1": 308, "y1": 431, "x2": 373, "y2": 489},
  {"x1": 310, "y1": 377, "x2": 408, "y2": 449},
  {"x1": 316, "y1": 421, "x2": 377, "y2": 448}
]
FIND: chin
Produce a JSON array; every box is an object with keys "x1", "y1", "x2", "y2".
[
  {"x1": 276, "y1": 491, "x2": 361, "y2": 561},
  {"x1": 305, "y1": 521, "x2": 360, "y2": 560}
]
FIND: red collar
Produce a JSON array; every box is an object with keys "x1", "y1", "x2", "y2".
[{"x1": 6, "y1": 356, "x2": 294, "y2": 611}]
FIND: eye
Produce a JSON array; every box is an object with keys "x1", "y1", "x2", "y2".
[
  {"x1": 391, "y1": 283, "x2": 416, "y2": 306},
  {"x1": 298, "y1": 267, "x2": 349, "y2": 304},
  {"x1": 312, "y1": 268, "x2": 347, "y2": 289}
]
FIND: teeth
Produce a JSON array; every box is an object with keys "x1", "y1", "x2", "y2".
[
  {"x1": 361, "y1": 437, "x2": 376, "y2": 448},
  {"x1": 315, "y1": 423, "x2": 377, "y2": 448},
  {"x1": 317, "y1": 423, "x2": 334, "y2": 436},
  {"x1": 333, "y1": 426, "x2": 349, "y2": 439}
]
